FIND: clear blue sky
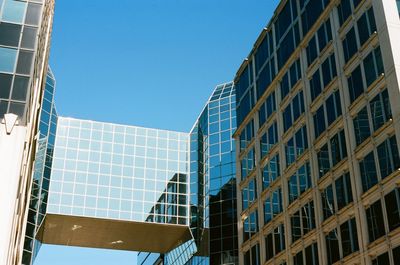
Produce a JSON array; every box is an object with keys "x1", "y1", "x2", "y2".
[{"x1": 34, "y1": 0, "x2": 279, "y2": 264}]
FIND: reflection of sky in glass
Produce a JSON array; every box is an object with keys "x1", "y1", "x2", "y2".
[
  {"x1": 165, "y1": 82, "x2": 237, "y2": 264},
  {"x1": 47, "y1": 117, "x2": 189, "y2": 225}
]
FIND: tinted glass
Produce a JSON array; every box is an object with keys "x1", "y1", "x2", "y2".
[
  {"x1": 0, "y1": 47, "x2": 17, "y2": 73},
  {"x1": 0, "y1": 22, "x2": 21, "y2": 47},
  {"x1": 2, "y1": 0, "x2": 27, "y2": 24},
  {"x1": 364, "y1": 52, "x2": 376, "y2": 87},
  {"x1": 326, "y1": 229, "x2": 340, "y2": 265},
  {"x1": 9, "y1": 101, "x2": 25, "y2": 118},
  {"x1": 21, "y1": 26, "x2": 38, "y2": 49},
  {"x1": 366, "y1": 200, "x2": 385, "y2": 243},
  {"x1": 353, "y1": 107, "x2": 370, "y2": 146},
  {"x1": 384, "y1": 189, "x2": 400, "y2": 231},
  {"x1": 348, "y1": 66, "x2": 363, "y2": 103},
  {"x1": 322, "y1": 185, "x2": 334, "y2": 219},
  {"x1": 372, "y1": 252, "x2": 389, "y2": 265},
  {"x1": 0, "y1": 73, "x2": 12, "y2": 98},
  {"x1": 0, "y1": 100, "x2": 8, "y2": 118},
  {"x1": 336, "y1": 173, "x2": 353, "y2": 210},
  {"x1": 343, "y1": 27, "x2": 357, "y2": 63},
  {"x1": 306, "y1": 37, "x2": 317, "y2": 66},
  {"x1": 11, "y1": 76, "x2": 29, "y2": 101},
  {"x1": 25, "y1": 3, "x2": 42, "y2": 26},
  {"x1": 16, "y1": 50, "x2": 34, "y2": 75},
  {"x1": 314, "y1": 105, "x2": 326, "y2": 138},
  {"x1": 340, "y1": 218, "x2": 359, "y2": 257},
  {"x1": 310, "y1": 70, "x2": 321, "y2": 101},
  {"x1": 338, "y1": 0, "x2": 352, "y2": 26},
  {"x1": 318, "y1": 144, "x2": 330, "y2": 178},
  {"x1": 359, "y1": 151, "x2": 377, "y2": 192}
]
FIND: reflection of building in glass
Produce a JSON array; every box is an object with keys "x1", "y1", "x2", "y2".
[
  {"x1": 0, "y1": 1, "x2": 55, "y2": 264},
  {"x1": 140, "y1": 82, "x2": 238, "y2": 265},
  {"x1": 146, "y1": 173, "x2": 188, "y2": 225},
  {"x1": 23, "y1": 68, "x2": 57, "y2": 265},
  {"x1": 189, "y1": 82, "x2": 237, "y2": 265},
  {"x1": 234, "y1": 1, "x2": 400, "y2": 265}
]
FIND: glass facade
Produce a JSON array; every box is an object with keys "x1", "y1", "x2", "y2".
[
  {"x1": 47, "y1": 118, "x2": 189, "y2": 225},
  {"x1": 0, "y1": 0, "x2": 47, "y2": 124},
  {"x1": 159, "y1": 82, "x2": 237, "y2": 265},
  {"x1": 22, "y1": 67, "x2": 57, "y2": 265},
  {"x1": 234, "y1": 0, "x2": 400, "y2": 264}
]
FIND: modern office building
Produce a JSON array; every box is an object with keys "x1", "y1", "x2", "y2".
[
  {"x1": 0, "y1": 1, "x2": 55, "y2": 265},
  {"x1": 234, "y1": 0, "x2": 400, "y2": 265},
  {"x1": 138, "y1": 82, "x2": 238, "y2": 265}
]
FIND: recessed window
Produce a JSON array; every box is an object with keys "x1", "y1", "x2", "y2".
[
  {"x1": 260, "y1": 122, "x2": 278, "y2": 158},
  {"x1": 338, "y1": 0, "x2": 352, "y2": 26},
  {"x1": 353, "y1": 107, "x2": 371, "y2": 146},
  {"x1": 321, "y1": 53, "x2": 337, "y2": 87},
  {"x1": 291, "y1": 201, "x2": 315, "y2": 243},
  {"x1": 310, "y1": 69, "x2": 322, "y2": 101},
  {"x1": 340, "y1": 218, "x2": 359, "y2": 257},
  {"x1": 313, "y1": 105, "x2": 326, "y2": 138},
  {"x1": 306, "y1": 36, "x2": 318, "y2": 66},
  {"x1": 348, "y1": 65, "x2": 364, "y2": 103},
  {"x1": 285, "y1": 126, "x2": 308, "y2": 167},
  {"x1": 342, "y1": 27, "x2": 357, "y2": 63},
  {"x1": 377, "y1": 136, "x2": 400, "y2": 180},
  {"x1": 262, "y1": 154, "x2": 280, "y2": 190},
  {"x1": 370, "y1": 89, "x2": 392, "y2": 131},
  {"x1": 321, "y1": 184, "x2": 334, "y2": 219},
  {"x1": 264, "y1": 187, "x2": 282, "y2": 225},
  {"x1": 359, "y1": 151, "x2": 377, "y2": 192},
  {"x1": 363, "y1": 46, "x2": 384, "y2": 87},
  {"x1": 357, "y1": 7, "x2": 377, "y2": 47},
  {"x1": 326, "y1": 229, "x2": 340, "y2": 265},
  {"x1": 265, "y1": 223, "x2": 285, "y2": 262},
  {"x1": 372, "y1": 252, "x2": 390, "y2": 265},
  {"x1": 288, "y1": 162, "x2": 311, "y2": 204},
  {"x1": 243, "y1": 210, "x2": 258, "y2": 242},
  {"x1": 384, "y1": 188, "x2": 400, "y2": 232},
  {"x1": 366, "y1": 199, "x2": 385, "y2": 243}
]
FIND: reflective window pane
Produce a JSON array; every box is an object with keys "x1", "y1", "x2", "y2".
[
  {"x1": 0, "y1": 47, "x2": 17, "y2": 73},
  {"x1": 8, "y1": 101, "x2": 25, "y2": 118},
  {"x1": 0, "y1": 73, "x2": 12, "y2": 98},
  {"x1": 384, "y1": 188, "x2": 400, "y2": 232},
  {"x1": 2, "y1": 0, "x2": 27, "y2": 24},
  {"x1": 0, "y1": 100, "x2": 8, "y2": 117},
  {"x1": 365, "y1": 199, "x2": 385, "y2": 243},
  {"x1": 16, "y1": 50, "x2": 34, "y2": 75},
  {"x1": 0, "y1": 22, "x2": 21, "y2": 47},
  {"x1": 326, "y1": 229, "x2": 340, "y2": 265},
  {"x1": 348, "y1": 65, "x2": 364, "y2": 103},
  {"x1": 353, "y1": 107, "x2": 370, "y2": 146},
  {"x1": 21, "y1": 26, "x2": 37, "y2": 49},
  {"x1": 25, "y1": 3, "x2": 42, "y2": 26},
  {"x1": 340, "y1": 218, "x2": 359, "y2": 257},
  {"x1": 11, "y1": 76, "x2": 29, "y2": 101},
  {"x1": 359, "y1": 151, "x2": 377, "y2": 193}
]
